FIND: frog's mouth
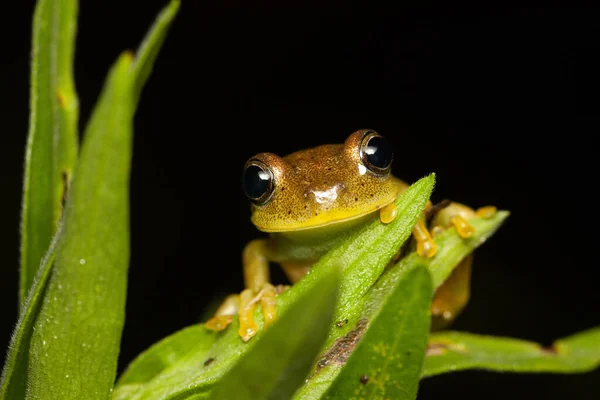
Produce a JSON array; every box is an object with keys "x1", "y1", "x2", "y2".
[{"x1": 254, "y1": 197, "x2": 397, "y2": 233}]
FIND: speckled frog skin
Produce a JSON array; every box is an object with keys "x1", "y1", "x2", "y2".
[
  {"x1": 249, "y1": 130, "x2": 404, "y2": 232},
  {"x1": 205, "y1": 129, "x2": 496, "y2": 342}
]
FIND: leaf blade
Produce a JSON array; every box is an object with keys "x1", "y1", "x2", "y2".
[
  {"x1": 294, "y1": 209, "x2": 509, "y2": 398},
  {"x1": 208, "y1": 268, "x2": 340, "y2": 400},
  {"x1": 131, "y1": 0, "x2": 180, "y2": 102},
  {"x1": 20, "y1": 0, "x2": 79, "y2": 307},
  {"x1": 23, "y1": 50, "x2": 135, "y2": 400},
  {"x1": 322, "y1": 265, "x2": 433, "y2": 400},
  {"x1": 422, "y1": 328, "x2": 600, "y2": 378},
  {"x1": 2, "y1": 2, "x2": 179, "y2": 398}
]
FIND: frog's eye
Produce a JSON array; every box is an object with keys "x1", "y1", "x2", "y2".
[
  {"x1": 243, "y1": 160, "x2": 275, "y2": 205},
  {"x1": 360, "y1": 131, "x2": 393, "y2": 174}
]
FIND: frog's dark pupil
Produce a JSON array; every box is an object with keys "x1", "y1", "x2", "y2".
[
  {"x1": 243, "y1": 164, "x2": 272, "y2": 200},
  {"x1": 363, "y1": 136, "x2": 393, "y2": 170}
]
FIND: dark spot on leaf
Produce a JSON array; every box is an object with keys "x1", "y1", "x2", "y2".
[
  {"x1": 204, "y1": 357, "x2": 215, "y2": 367},
  {"x1": 336, "y1": 319, "x2": 349, "y2": 328},
  {"x1": 360, "y1": 374, "x2": 369, "y2": 384},
  {"x1": 56, "y1": 89, "x2": 66, "y2": 107},
  {"x1": 315, "y1": 318, "x2": 368, "y2": 373},
  {"x1": 540, "y1": 345, "x2": 558, "y2": 355},
  {"x1": 61, "y1": 170, "x2": 70, "y2": 214}
]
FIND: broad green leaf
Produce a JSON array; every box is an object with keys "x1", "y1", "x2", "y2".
[
  {"x1": 422, "y1": 328, "x2": 600, "y2": 378},
  {"x1": 20, "y1": 0, "x2": 79, "y2": 307},
  {"x1": 323, "y1": 265, "x2": 432, "y2": 400},
  {"x1": 1, "y1": 2, "x2": 178, "y2": 398},
  {"x1": 294, "y1": 210, "x2": 508, "y2": 399},
  {"x1": 210, "y1": 268, "x2": 340, "y2": 400},
  {"x1": 114, "y1": 325, "x2": 216, "y2": 393},
  {"x1": 112, "y1": 174, "x2": 435, "y2": 399}
]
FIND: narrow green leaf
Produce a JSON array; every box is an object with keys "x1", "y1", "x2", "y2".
[
  {"x1": 131, "y1": 0, "x2": 180, "y2": 103},
  {"x1": 112, "y1": 174, "x2": 435, "y2": 399},
  {"x1": 2, "y1": 3, "x2": 178, "y2": 398},
  {"x1": 209, "y1": 268, "x2": 340, "y2": 400},
  {"x1": 294, "y1": 210, "x2": 509, "y2": 399},
  {"x1": 20, "y1": 0, "x2": 79, "y2": 306},
  {"x1": 0, "y1": 224, "x2": 61, "y2": 399},
  {"x1": 323, "y1": 265, "x2": 433, "y2": 400},
  {"x1": 422, "y1": 328, "x2": 600, "y2": 378},
  {"x1": 24, "y1": 50, "x2": 134, "y2": 400}
]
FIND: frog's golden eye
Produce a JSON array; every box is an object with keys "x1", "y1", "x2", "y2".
[
  {"x1": 360, "y1": 131, "x2": 393, "y2": 174},
  {"x1": 243, "y1": 159, "x2": 275, "y2": 206}
]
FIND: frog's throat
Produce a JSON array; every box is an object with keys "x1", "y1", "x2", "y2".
[{"x1": 254, "y1": 197, "x2": 396, "y2": 233}]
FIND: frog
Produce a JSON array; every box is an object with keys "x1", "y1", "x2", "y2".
[{"x1": 205, "y1": 129, "x2": 496, "y2": 341}]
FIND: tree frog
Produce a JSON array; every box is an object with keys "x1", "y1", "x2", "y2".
[{"x1": 205, "y1": 129, "x2": 496, "y2": 341}]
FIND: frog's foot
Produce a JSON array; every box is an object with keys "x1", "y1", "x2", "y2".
[
  {"x1": 413, "y1": 218, "x2": 437, "y2": 258},
  {"x1": 205, "y1": 294, "x2": 240, "y2": 332},
  {"x1": 239, "y1": 283, "x2": 278, "y2": 342}
]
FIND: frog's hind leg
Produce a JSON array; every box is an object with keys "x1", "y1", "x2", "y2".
[
  {"x1": 430, "y1": 254, "x2": 473, "y2": 330},
  {"x1": 204, "y1": 239, "x2": 278, "y2": 342},
  {"x1": 428, "y1": 202, "x2": 497, "y2": 329}
]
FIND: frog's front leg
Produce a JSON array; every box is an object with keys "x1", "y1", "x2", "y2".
[{"x1": 205, "y1": 239, "x2": 278, "y2": 342}]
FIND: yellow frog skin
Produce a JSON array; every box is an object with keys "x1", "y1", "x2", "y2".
[{"x1": 205, "y1": 129, "x2": 496, "y2": 341}]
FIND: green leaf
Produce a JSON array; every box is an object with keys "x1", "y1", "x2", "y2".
[
  {"x1": 1, "y1": 2, "x2": 178, "y2": 399},
  {"x1": 422, "y1": 328, "x2": 600, "y2": 378},
  {"x1": 20, "y1": 0, "x2": 79, "y2": 307},
  {"x1": 322, "y1": 265, "x2": 433, "y2": 400},
  {"x1": 294, "y1": 210, "x2": 508, "y2": 399},
  {"x1": 115, "y1": 325, "x2": 216, "y2": 391},
  {"x1": 209, "y1": 267, "x2": 340, "y2": 400},
  {"x1": 131, "y1": 0, "x2": 180, "y2": 102},
  {"x1": 112, "y1": 174, "x2": 435, "y2": 399}
]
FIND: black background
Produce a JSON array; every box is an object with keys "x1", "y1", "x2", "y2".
[{"x1": 1, "y1": 1, "x2": 599, "y2": 399}]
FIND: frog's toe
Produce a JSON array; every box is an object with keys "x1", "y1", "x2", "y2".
[
  {"x1": 449, "y1": 215, "x2": 476, "y2": 238},
  {"x1": 476, "y1": 205, "x2": 497, "y2": 218},
  {"x1": 238, "y1": 284, "x2": 279, "y2": 342},
  {"x1": 417, "y1": 237, "x2": 437, "y2": 258},
  {"x1": 238, "y1": 289, "x2": 259, "y2": 341},
  {"x1": 205, "y1": 315, "x2": 233, "y2": 331},
  {"x1": 205, "y1": 293, "x2": 239, "y2": 332}
]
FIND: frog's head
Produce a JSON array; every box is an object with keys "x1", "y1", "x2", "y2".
[{"x1": 243, "y1": 129, "x2": 404, "y2": 232}]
